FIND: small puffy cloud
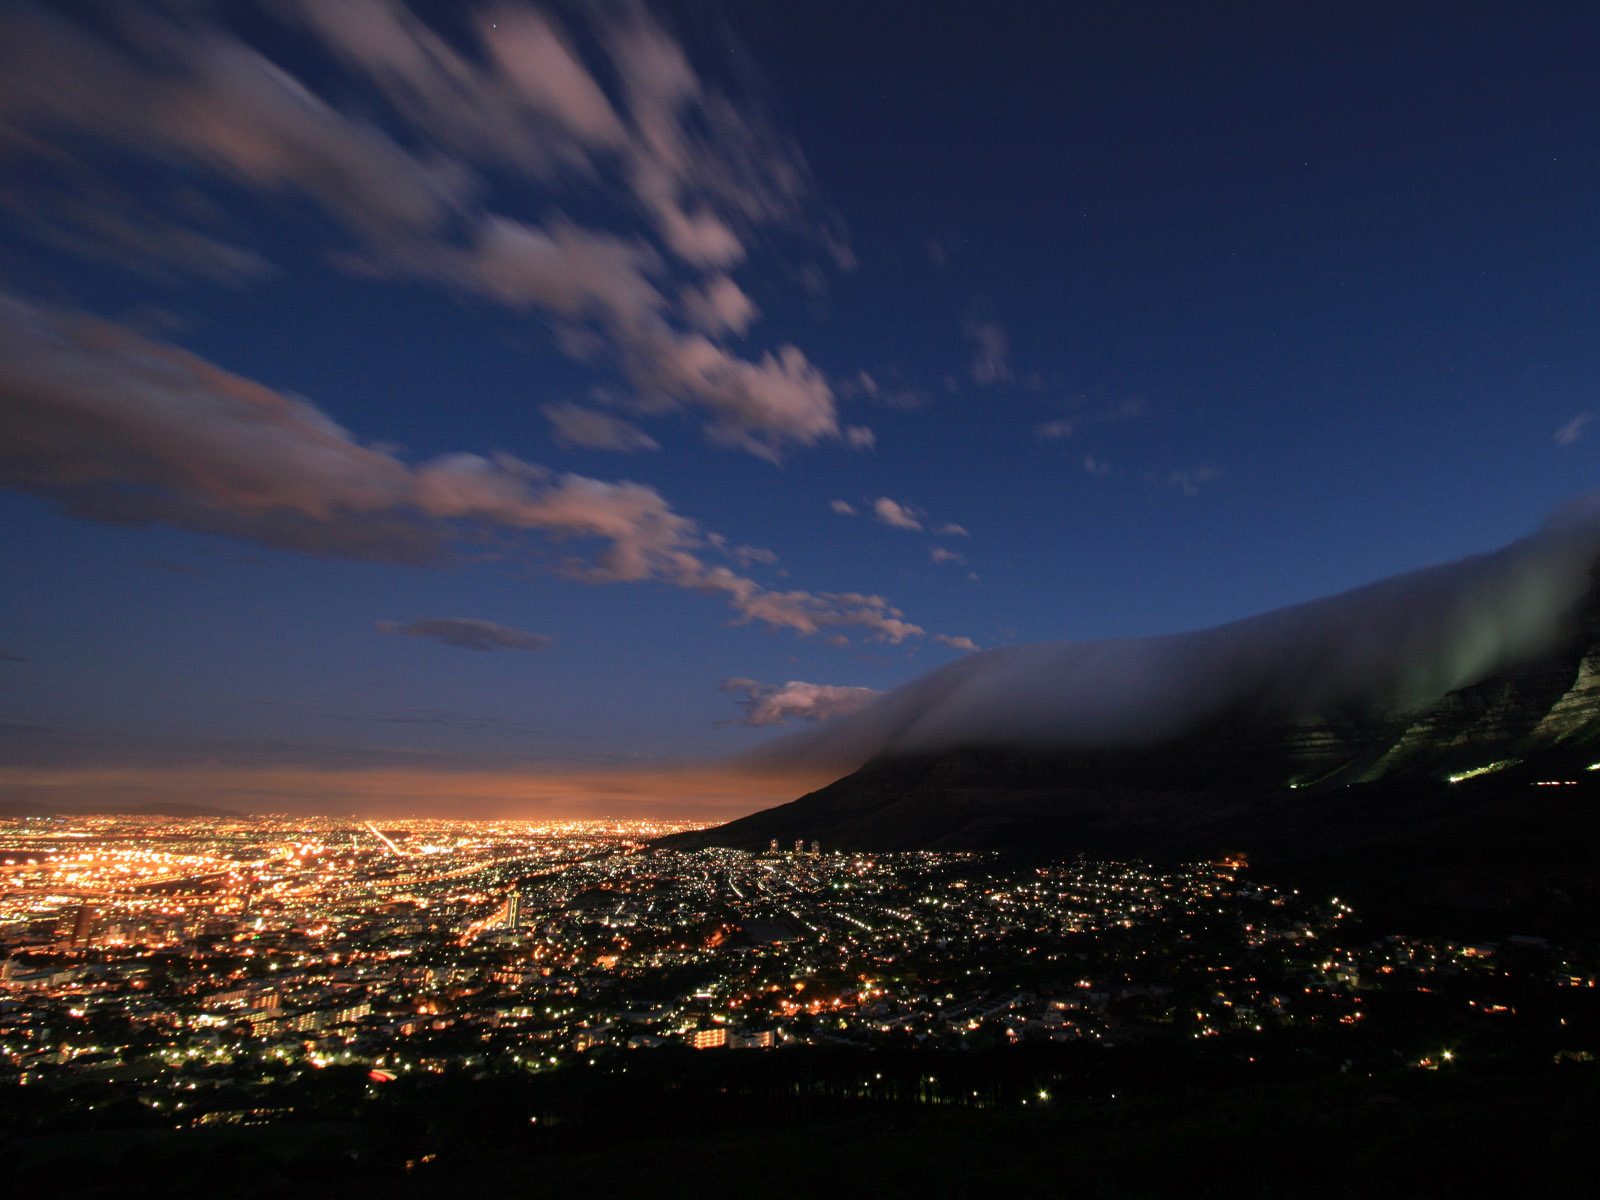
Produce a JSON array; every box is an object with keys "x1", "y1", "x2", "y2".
[
  {"x1": 1557, "y1": 413, "x2": 1594, "y2": 446},
  {"x1": 931, "y1": 547, "x2": 966, "y2": 566},
  {"x1": 1035, "y1": 419, "x2": 1073, "y2": 440},
  {"x1": 963, "y1": 318, "x2": 1012, "y2": 385},
  {"x1": 378, "y1": 618, "x2": 550, "y2": 652},
  {"x1": 719, "y1": 677, "x2": 884, "y2": 726},
  {"x1": 830, "y1": 500, "x2": 857, "y2": 516},
  {"x1": 458, "y1": 217, "x2": 666, "y2": 330},
  {"x1": 872, "y1": 496, "x2": 923, "y2": 531},
  {"x1": 845, "y1": 425, "x2": 876, "y2": 451},
  {"x1": 660, "y1": 339, "x2": 840, "y2": 461},
  {"x1": 679, "y1": 274, "x2": 758, "y2": 335},
  {"x1": 933, "y1": 634, "x2": 979, "y2": 652},
  {"x1": 1084, "y1": 455, "x2": 1112, "y2": 477},
  {"x1": 934, "y1": 523, "x2": 969, "y2": 538},
  {"x1": 1167, "y1": 466, "x2": 1223, "y2": 497},
  {"x1": 543, "y1": 404, "x2": 659, "y2": 453}
]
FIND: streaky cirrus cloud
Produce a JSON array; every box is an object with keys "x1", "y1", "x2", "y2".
[
  {"x1": 376, "y1": 618, "x2": 550, "y2": 652},
  {"x1": 543, "y1": 403, "x2": 660, "y2": 453},
  {"x1": 719, "y1": 678, "x2": 885, "y2": 726},
  {"x1": 747, "y1": 499, "x2": 1600, "y2": 771},
  {"x1": 963, "y1": 318, "x2": 1012, "y2": 385},
  {"x1": 0, "y1": 1, "x2": 860, "y2": 459},
  {"x1": 0, "y1": 292, "x2": 963, "y2": 648},
  {"x1": 1165, "y1": 466, "x2": 1223, "y2": 497},
  {"x1": 1556, "y1": 413, "x2": 1594, "y2": 446},
  {"x1": 1035, "y1": 419, "x2": 1074, "y2": 441}
]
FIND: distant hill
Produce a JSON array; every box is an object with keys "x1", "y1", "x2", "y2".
[
  {"x1": 663, "y1": 557, "x2": 1600, "y2": 930},
  {"x1": 0, "y1": 800, "x2": 242, "y2": 819}
]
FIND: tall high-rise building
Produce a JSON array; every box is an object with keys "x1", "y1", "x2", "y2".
[
  {"x1": 70, "y1": 904, "x2": 97, "y2": 948},
  {"x1": 794, "y1": 838, "x2": 805, "y2": 854},
  {"x1": 505, "y1": 892, "x2": 521, "y2": 931}
]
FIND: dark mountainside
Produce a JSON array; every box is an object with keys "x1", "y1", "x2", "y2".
[{"x1": 664, "y1": 564, "x2": 1600, "y2": 928}]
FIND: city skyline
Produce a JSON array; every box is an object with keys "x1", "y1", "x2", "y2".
[{"x1": 4, "y1": 1, "x2": 1600, "y2": 817}]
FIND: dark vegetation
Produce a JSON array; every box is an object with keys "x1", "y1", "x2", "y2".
[{"x1": 5, "y1": 1026, "x2": 1598, "y2": 1198}]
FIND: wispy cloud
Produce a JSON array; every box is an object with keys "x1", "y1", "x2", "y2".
[
  {"x1": 0, "y1": 1, "x2": 858, "y2": 461},
  {"x1": 1165, "y1": 465, "x2": 1223, "y2": 497},
  {"x1": 829, "y1": 499, "x2": 858, "y2": 516},
  {"x1": 845, "y1": 425, "x2": 876, "y2": 451},
  {"x1": 679, "y1": 274, "x2": 759, "y2": 336},
  {"x1": 376, "y1": 618, "x2": 550, "y2": 652},
  {"x1": 718, "y1": 677, "x2": 884, "y2": 726},
  {"x1": 543, "y1": 404, "x2": 660, "y2": 453},
  {"x1": 930, "y1": 547, "x2": 966, "y2": 566},
  {"x1": 1035, "y1": 418, "x2": 1073, "y2": 441},
  {"x1": 0, "y1": 293, "x2": 966, "y2": 649},
  {"x1": 963, "y1": 318, "x2": 1011, "y2": 385},
  {"x1": 1557, "y1": 413, "x2": 1594, "y2": 446}
]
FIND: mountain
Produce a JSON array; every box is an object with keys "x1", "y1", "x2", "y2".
[
  {"x1": 664, "y1": 555, "x2": 1600, "y2": 928},
  {"x1": 0, "y1": 800, "x2": 241, "y2": 818}
]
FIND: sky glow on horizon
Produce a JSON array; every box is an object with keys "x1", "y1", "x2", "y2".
[{"x1": 2, "y1": 1, "x2": 1599, "y2": 816}]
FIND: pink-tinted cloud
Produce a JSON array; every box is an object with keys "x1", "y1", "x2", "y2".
[
  {"x1": 377, "y1": 618, "x2": 549, "y2": 652},
  {"x1": 1556, "y1": 413, "x2": 1594, "y2": 446},
  {"x1": 963, "y1": 318, "x2": 1012, "y2": 385},
  {"x1": 543, "y1": 404, "x2": 660, "y2": 453},
  {"x1": 0, "y1": 293, "x2": 964, "y2": 649},
  {"x1": 1166, "y1": 465, "x2": 1223, "y2": 497},
  {"x1": 1035, "y1": 418, "x2": 1073, "y2": 440},
  {"x1": 0, "y1": 2, "x2": 855, "y2": 460},
  {"x1": 680, "y1": 274, "x2": 759, "y2": 335},
  {"x1": 872, "y1": 496, "x2": 924, "y2": 531},
  {"x1": 719, "y1": 678, "x2": 885, "y2": 726}
]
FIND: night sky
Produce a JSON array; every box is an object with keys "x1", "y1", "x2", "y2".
[{"x1": 2, "y1": 0, "x2": 1598, "y2": 817}]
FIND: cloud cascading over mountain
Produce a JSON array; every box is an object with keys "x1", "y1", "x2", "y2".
[{"x1": 747, "y1": 499, "x2": 1600, "y2": 773}]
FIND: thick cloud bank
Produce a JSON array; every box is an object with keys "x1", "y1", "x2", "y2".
[{"x1": 750, "y1": 504, "x2": 1600, "y2": 771}]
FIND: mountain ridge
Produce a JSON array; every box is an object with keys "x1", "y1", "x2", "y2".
[{"x1": 661, "y1": 560, "x2": 1600, "y2": 927}]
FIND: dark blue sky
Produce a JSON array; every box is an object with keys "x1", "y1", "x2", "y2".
[{"x1": 1, "y1": 0, "x2": 1597, "y2": 815}]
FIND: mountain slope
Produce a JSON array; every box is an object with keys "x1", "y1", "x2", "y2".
[{"x1": 663, "y1": 560, "x2": 1600, "y2": 925}]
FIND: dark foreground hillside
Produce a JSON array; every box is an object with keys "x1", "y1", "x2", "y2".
[{"x1": 6, "y1": 1044, "x2": 1597, "y2": 1198}]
